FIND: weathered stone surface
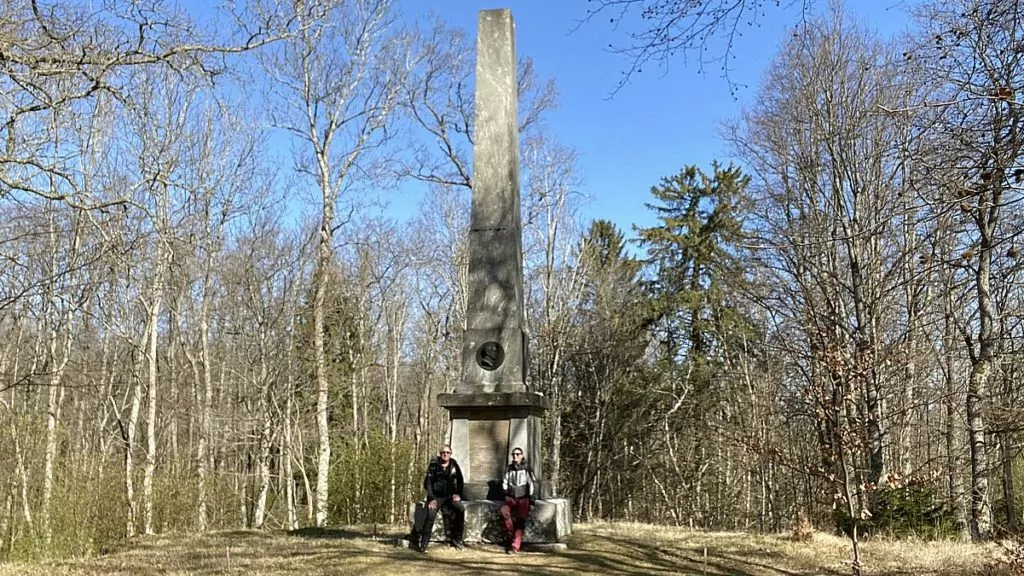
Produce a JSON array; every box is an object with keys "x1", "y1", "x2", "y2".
[
  {"x1": 391, "y1": 538, "x2": 568, "y2": 552},
  {"x1": 460, "y1": 326, "x2": 526, "y2": 392},
  {"x1": 464, "y1": 9, "x2": 526, "y2": 380},
  {"x1": 408, "y1": 498, "x2": 572, "y2": 544},
  {"x1": 461, "y1": 480, "x2": 502, "y2": 501},
  {"x1": 465, "y1": 229, "x2": 525, "y2": 332},
  {"x1": 470, "y1": 9, "x2": 520, "y2": 232},
  {"x1": 437, "y1": 391, "x2": 550, "y2": 410},
  {"x1": 530, "y1": 498, "x2": 572, "y2": 542},
  {"x1": 440, "y1": 395, "x2": 548, "y2": 498},
  {"x1": 468, "y1": 419, "x2": 509, "y2": 483}
]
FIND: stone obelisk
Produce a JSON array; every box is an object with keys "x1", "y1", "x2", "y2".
[
  {"x1": 430, "y1": 8, "x2": 570, "y2": 545},
  {"x1": 438, "y1": 7, "x2": 548, "y2": 499}
]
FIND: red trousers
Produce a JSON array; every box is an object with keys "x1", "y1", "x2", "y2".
[{"x1": 499, "y1": 496, "x2": 530, "y2": 551}]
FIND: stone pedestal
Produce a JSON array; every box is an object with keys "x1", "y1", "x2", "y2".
[
  {"x1": 438, "y1": 391, "x2": 548, "y2": 500},
  {"x1": 409, "y1": 498, "x2": 572, "y2": 544}
]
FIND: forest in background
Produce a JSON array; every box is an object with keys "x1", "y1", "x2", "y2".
[{"x1": 0, "y1": 0, "x2": 1022, "y2": 562}]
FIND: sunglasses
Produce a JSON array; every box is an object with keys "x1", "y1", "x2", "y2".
[
  {"x1": 440, "y1": 451, "x2": 451, "y2": 455},
  {"x1": 512, "y1": 452, "x2": 522, "y2": 456}
]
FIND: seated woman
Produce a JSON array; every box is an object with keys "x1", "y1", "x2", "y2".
[{"x1": 499, "y1": 447, "x2": 535, "y2": 554}]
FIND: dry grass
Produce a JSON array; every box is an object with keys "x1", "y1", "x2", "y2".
[{"x1": 0, "y1": 522, "x2": 1005, "y2": 576}]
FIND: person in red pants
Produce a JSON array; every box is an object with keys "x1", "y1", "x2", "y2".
[{"x1": 499, "y1": 447, "x2": 535, "y2": 554}]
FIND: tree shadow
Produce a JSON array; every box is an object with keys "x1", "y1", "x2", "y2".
[
  {"x1": 214, "y1": 529, "x2": 278, "y2": 539},
  {"x1": 288, "y1": 526, "x2": 384, "y2": 540},
  {"x1": 562, "y1": 533, "x2": 796, "y2": 576},
  {"x1": 48, "y1": 525, "x2": 967, "y2": 576}
]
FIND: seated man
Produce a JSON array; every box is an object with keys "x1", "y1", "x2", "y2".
[
  {"x1": 499, "y1": 447, "x2": 535, "y2": 554},
  {"x1": 416, "y1": 444, "x2": 465, "y2": 552}
]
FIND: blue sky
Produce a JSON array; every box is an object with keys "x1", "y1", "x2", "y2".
[
  {"x1": 393, "y1": 0, "x2": 917, "y2": 237},
  {"x1": 182, "y1": 0, "x2": 916, "y2": 238}
]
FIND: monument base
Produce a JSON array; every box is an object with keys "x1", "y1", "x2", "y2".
[
  {"x1": 408, "y1": 498, "x2": 572, "y2": 544},
  {"x1": 438, "y1": 391, "x2": 550, "y2": 499}
]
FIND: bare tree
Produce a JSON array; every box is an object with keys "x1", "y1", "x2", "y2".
[
  {"x1": 405, "y1": 186, "x2": 471, "y2": 471},
  {"x1": 578, "y1": 0, "x2": 812, "y2": 93},
  {"x1": 345, "y1": 223, "x2": 412, "y2": 524},
  {"x1": 0, "y1": 0, "x2": 281, "y2": 210},
  {"x1": 38, "y1": 206, "x2": 93, "y2": 545},
  {"x1": 728, "y1": 5, "x2": 925, "y2": 570},
  {"x1": 908, "y1": 0, "x2": 1024, "y2": 541},
  {"x1": 227, "y1": 205, "x2": 303, "y2": 529},
  {"x1": 401, "y1": 21, "x2": 557, "y2": 191},
  {"x1": 259, "y1": 0, "x2": 414, "y2": 527},
  {"x1": 521, "y1": 134, "x2": 586, "y2": 496}
]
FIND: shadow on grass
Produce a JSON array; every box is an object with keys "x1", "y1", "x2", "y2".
[
  {"x1": 585, "y1": 533, "x2": 918, "y2": 576},
  {"x1": 289, "y1": 529, "x2": 798, "y2": 576},
  {"x1": 288, "y1": 527, "x2": 377, "y2": 540},
  {"x1": 212, "y1": 529, "x2": 278, "y2": 539},
  {"x1": 411, "y1": 533, "x2": 774, "y2": 576},
  {"x1": 41, "y1": 526, "x2": 969, "y2": 576},
  {"x1": 563, "y1": 533, "x2": 788, "y2": 576}
]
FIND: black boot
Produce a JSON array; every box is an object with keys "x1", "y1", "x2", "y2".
[
  {"x1": 450, "y1": 508, "x2": 465, "y2": 550},
  {"x1": 417, "y1": 525, "x2": 432, "y2": 552},
  {"x1": 419, "y1": 505, "x2": 438, "y2": 553}
]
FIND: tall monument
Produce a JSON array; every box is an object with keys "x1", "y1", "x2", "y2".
[
  {"x1": 436, "y1": 8, "x2": 549, "y2": 502},
  {"x1": 417, "y1": 8, "x2": 570, "y2": 545}
]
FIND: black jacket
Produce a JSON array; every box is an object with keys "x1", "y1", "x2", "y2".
[{"x1": 424, "y1": 457, "x2": 464, "y2": 500}]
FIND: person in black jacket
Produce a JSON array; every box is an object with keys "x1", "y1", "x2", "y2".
[
  {"x1": 499, "y1": 447, "x2": 535, "y2": 554},
  {"x1": 417, "y1": 444, "x2": 465, "y2": 552}
]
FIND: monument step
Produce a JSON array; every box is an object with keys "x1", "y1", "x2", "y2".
[
  {"x1": 390, "y1": 538, "x2": 569, "y2": 553},
  {"x1": 408, "y1": 498, "x2": 571, "y2": 545},
  {"x1": 437, "y1": 390, "x2": 549, "y2": 409}
]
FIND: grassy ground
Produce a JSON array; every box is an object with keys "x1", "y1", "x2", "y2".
[{"x1": 0, "y1": 522, "x2": 1007, "y2": 576}]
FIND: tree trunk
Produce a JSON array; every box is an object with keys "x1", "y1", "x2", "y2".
[
  {"x1": 351, "y1": 364, "x2": 361, "y2": 521},
  {"x1": 284, "y1": 325, "x2": 297, "y2": 531},
  {"x1": 254, "y1": 334, "x2": 272, "y2": 529},
  {"x1": 900, "y1": 263, "x2": 918, "y2": 476},
  {"x1": 966, "y1": 359, "x2": 992, "y2": 540},
  {"x1": 41, "y1": 334, "x2": 69, "y2": 546},
  {"x1": 142, "y1": 185, "x2": 169, "y2": 537},
  {"x1": 387, "y1": 302, "x2": 406, "y2": 525},
  {"x1": 143, "y1": 271, "x2": 164, "y2": 536},
  {"x1": 195, "y1": 283, "x2": 214, "y2": 532},
  {"x1": 42, "y1": 376, "x2": 57, "y2": 545},
  {"x1": 284, "y1": 390, "x2": 297, "y2": 530},
  {"x1": 11, "y1": 421, "x2": 32, "y2": 533},
  {"x1": 167, "y1": 304, "x2": 180, "y2": 473},
  {"x1": 5, "y1": 324, "x2": 32, "y2": 534},
  {"x1": 945, "y1": 365, "x2": 969, "y2": 541},
  {"x1": 1, "y1": 479, "x2": 11, "y2": 553},
  {"x1": 1000, "y1": 433, "x2": 1015, "y2": 533},
  {"x1": 295, "y1": 423, "x2": 314, "y2": 523},
  {"x1": 125, "y1": 350, "x2": 144, "y2": 538},
  {"x1": 411, "y1": 364, "x2": 431, "y2": 507},
  {"x1": 41, "y1": 211, "x2": 81, "y2": 546},
  {"x1": 847, "y1": 227, "x2": 884, "y2": 490},
  {"x1": 313, "y1": 181, "x2": 334, "y2": 527},
  {"x1": 967, "y1": 212, "x2": 996, "y2": 541}
]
